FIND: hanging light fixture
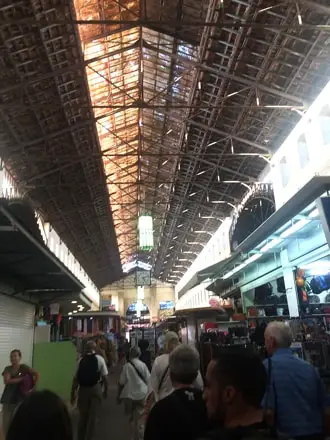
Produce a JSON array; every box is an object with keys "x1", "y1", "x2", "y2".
[{"x1": 138, "y1": 215, "x2": 154, "y2": 250}]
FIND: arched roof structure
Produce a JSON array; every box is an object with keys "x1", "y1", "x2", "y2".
[{"x1": 0, "y1": 0, "x2": 330, "y2": 287}]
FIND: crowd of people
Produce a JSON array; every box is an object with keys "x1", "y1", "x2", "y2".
[{"x1": 1, "y1": 322, "x2": 329, "y2": 440}]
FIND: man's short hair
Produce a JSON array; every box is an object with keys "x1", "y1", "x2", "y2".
[
  {"x1": 169, "y1": 344, "x2": 200, "y2": 385},
  {"x1": 212, "y1": 351, "x2": 267, "y2": 407},
  {"x1": 129, "y1": 346, "x2": 141, "y2": 359},
  {"x1": 85, "y1": 341, "x2": 97, "y2": 353},
  {"x1": 266, "y1": 322, "x2": 292, "y2": 348}
]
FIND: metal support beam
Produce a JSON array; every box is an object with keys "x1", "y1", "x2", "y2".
[
  {"x1": 294, "y1": 0, "x2": 330, "y2": 15},
  {"x1": 188, "y1": 120, "x2": 270, "y2": 152},
  {"x1": 0, "y1": 103, "x2": 306, "y2": 111},
  {"x1": 146, "y1": 41, "x2": 305, "y2": 105},
  {"x1": 6, "y1": 119, "x2": 138, "y2": 156},
  {"x1": 4, "y1": 19, "x2": 330, "y2": 29},
  {"x1": 25, "y1": 180, "x2": 255, "y2": 188},
  {"x1": 201, "y1": 64, "x2": 306, "y2": 105},
  {"x1": 0, "y1": 226, "x2": 15, "y2": 232},
  {"x1": 22, "y1": 152, "x2": 270, "y2": 161},
  {"x1": 0, "y1": 41, "x2": 139, "y2": 98}
]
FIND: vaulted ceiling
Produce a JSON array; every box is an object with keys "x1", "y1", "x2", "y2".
[{"x1": 0, "y1": 0, "x2": 330, "y2": 287}]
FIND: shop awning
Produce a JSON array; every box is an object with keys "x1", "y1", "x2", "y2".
[
  {"x1": 0, "y1": 198, "x2": 85, "y2": 296},
  {"x1": 206, "y1": 279, "x2": 241, "y2": 296},
  {"x1": 175, "y1": 306, "x2": 230, "y2": 320},
  {"x1": 178, "y1": 176, "x2": 330, "y2": 296},
  {"x1": 178, "y1": 257, "x2": 232, "y2": 298}
]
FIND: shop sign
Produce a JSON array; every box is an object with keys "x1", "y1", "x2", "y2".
[
  {"x1": 127, "y1": 302, "x2": 149, "y2": 313},
  {"x1": 159, "y1": 300, "x2": 174, "y2": 310},
  {"x1": 159, "y1": 308, "x2": 174, "y2": 320}
]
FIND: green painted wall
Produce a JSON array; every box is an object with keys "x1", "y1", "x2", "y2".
[{"x1": 33, "y1": 342, "x2": 76, "y2": 401}]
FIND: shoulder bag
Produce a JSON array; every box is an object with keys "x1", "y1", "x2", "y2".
[
  {"x1": 144, "y1": 364, "x2": 170, "y2": 421},
  {"x1": 128, "y1": 361, "x2": 148, "y2": 385},
  {"x1": 158, "y1": 365, "x2": 169, "y2": 394}
]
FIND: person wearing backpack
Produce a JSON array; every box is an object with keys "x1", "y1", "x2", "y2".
[
  {"x1": 117, "y1": 346, "x2": 150, "y2": 440},
  {"x1": 1, "y1": 349, "x2": 40, "y2": 436},
  {"x1": 71, "y1": 341, "x2": 108, "y2": 440}
]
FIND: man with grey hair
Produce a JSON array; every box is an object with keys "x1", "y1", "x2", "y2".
[
  {"x1": 149, "y1": 331, "x2": 203, "y2": 403},
  {"x1": 264, "y1": 321, "x2": 293, "y2": 352},
  {"x1": 144, "y1": 344, "x2": 208, "y2": 440},
  {"x1": 263, "y1": 321, "x2": 325, "y2": 439}
]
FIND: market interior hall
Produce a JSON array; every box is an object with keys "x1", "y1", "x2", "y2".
[{"x1": 1, "y1": 0, "x2": 330, "y2": 437}]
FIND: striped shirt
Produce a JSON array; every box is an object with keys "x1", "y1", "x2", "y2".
[{"x1": 263, "y1": 348, "x2": 324, "y2": 437}]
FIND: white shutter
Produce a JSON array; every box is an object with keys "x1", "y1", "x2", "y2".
[{"x1": 0, "y1": 294, "x2": 35, "y2": 396}]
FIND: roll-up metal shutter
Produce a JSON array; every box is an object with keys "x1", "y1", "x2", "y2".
[{"x1": 0, "y1": 294, "x2": 35, "y2": 397}]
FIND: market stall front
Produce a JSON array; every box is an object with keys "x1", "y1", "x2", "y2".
[
  {"x1": 173, "y1": 176, "x2": 330, "y2": 364},
  {"x1": 0, "y1": 197, "x2": 88, "y2": 397}
]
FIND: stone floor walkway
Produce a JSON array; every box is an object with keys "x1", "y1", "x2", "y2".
[
  {"x1": 72, "y1": 370, "x2": 131, "y2": 440},
  {"x1": 95, "y1": 372, "x2": 130, "y2": 440}
]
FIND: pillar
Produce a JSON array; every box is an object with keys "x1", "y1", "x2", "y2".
[{"x1": 280, "y1": 249, "x2": 299, "y2": 317}]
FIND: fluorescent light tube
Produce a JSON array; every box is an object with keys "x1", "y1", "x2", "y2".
[
  {"x1": 222, "y1": 254, "x2": 261, "y2": 279},
  {"x1": 280, "y1": 219, "x2": 309, "y2": 238},
  {"x1": 260, "y1": 238, "x2": 283, "y2": 253}
]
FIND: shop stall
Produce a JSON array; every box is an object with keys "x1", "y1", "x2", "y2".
[
  {"x1": 174, "y1": 177, "x2": 330, "y2": 380},
  {"x1": 61, "y1": 310, "x2": 121, "y2": 338},
  {"x1": 60, "y1": 310, "x2": 122, "y2": 367},
  {"x1": 0, "y1": 197, "x2": 91, "y2": 397},
  {"x1": 175, "y1": 303, "x2": 248, "y2": 376},
  {"x1": 129, "y1": 327, "x2": 156, "y2": 355}
]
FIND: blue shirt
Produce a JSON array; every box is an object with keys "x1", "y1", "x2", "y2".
[{"x1": 263, "y1": 348, "x2": 324, "y2": 437}]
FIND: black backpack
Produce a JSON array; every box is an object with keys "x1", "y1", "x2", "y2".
[{"x1": 77, "y1": 354, "x2": 100, "y2": 387}]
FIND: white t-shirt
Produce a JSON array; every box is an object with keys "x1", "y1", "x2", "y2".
[
  {"x1": 149, "y1": 353, "x2": 204, "y2": 401},
  {"x1": 119, "y1": 359, "x2": 150, "y2": 401}
]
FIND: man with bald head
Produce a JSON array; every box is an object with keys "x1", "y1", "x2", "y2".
[{"x1": 263, "y1": 322, "x2": 324, "y2": 439}]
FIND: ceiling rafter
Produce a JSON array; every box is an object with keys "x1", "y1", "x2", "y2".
[{"x1": 1, "y1": 0, "x2": 330, "y2": 287}]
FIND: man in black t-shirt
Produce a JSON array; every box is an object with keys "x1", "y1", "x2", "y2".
[
  {"x1": 199, "y1": 350, "x2": 271, "y2": 440},
  {"x1": 144, "y1": 344, "x2": 208, "y2": 440}
]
